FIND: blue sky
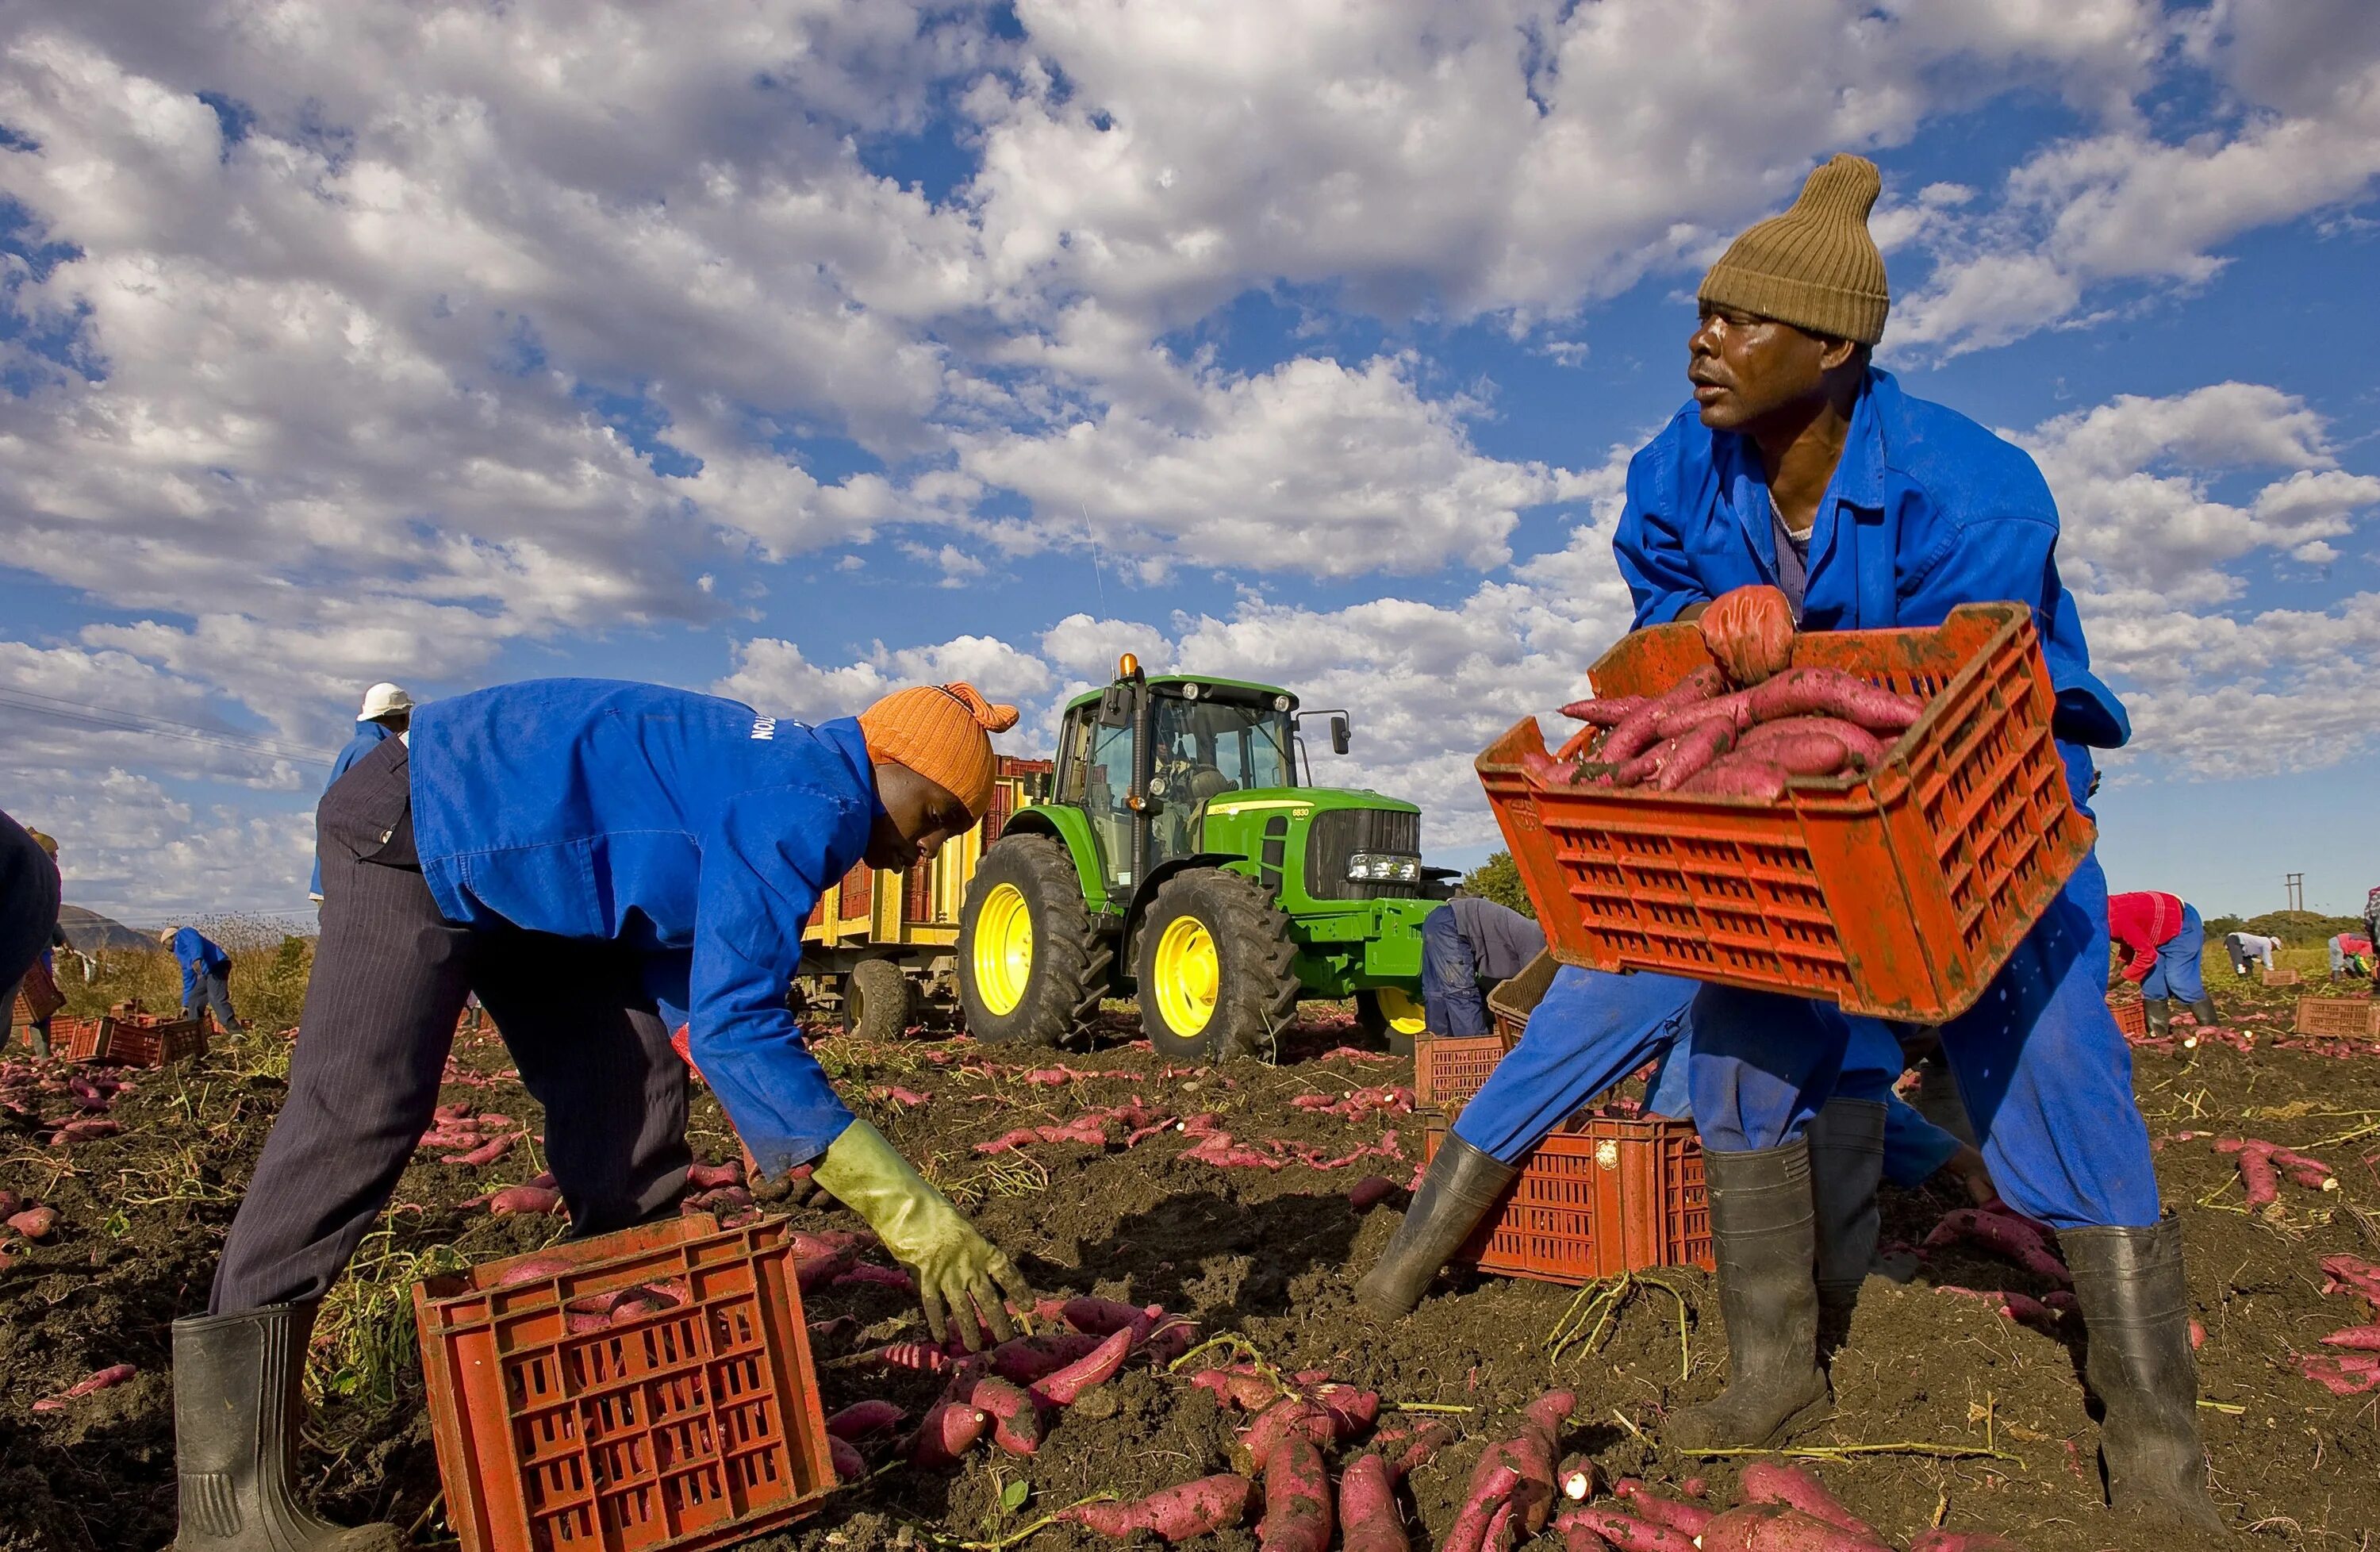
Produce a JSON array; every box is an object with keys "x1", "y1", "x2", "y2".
[{"x1": 3, "y1": 0, "x2": 2378, "y2": 924}]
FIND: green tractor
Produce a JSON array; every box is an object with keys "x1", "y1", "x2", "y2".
[{"x1": 955, "y1": 655, "x2": 1444, "y2": 1060}]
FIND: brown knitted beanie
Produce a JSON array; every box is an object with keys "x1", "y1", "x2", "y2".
[{"x1": 1699, "y1": 155, "x2": 1890, "y2": 345}]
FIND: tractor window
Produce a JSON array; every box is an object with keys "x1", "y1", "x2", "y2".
[
  {"x1": 1084, "y1": 719, "x2": 1138, "y2": 885},
  {"x1": 1152, "y1": 695, "x2": 1294, "y2": 800}
]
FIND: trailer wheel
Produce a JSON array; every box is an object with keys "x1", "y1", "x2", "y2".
[
  {"x1": 1356, "y1": 986, "x2": 1427, "y2": 1057},
  {"x1": 843, "y1": 958, "x2": 914, "y2": 1042},
  {"x1": 957, "y1": 836, "x2": 1109, "y2": 1047},
  {"x1": 1135, "y1": 868, "x2": 1300, "y2": 1063}
]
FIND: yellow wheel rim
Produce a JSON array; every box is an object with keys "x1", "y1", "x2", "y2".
[
  {"x1": 1375, "y1": 985, "x2": 1426, "y2": 1038},
  {"x1": 973, "y1": 882, "x2": 1034, "y2": 1017},
  {"x1": 1152, "y1": 916, "x2": 1219, "y2": 1038}
]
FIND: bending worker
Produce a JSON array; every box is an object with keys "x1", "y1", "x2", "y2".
[
  {"x1": 310, "y1": 682, "x2": 414, "y2": 902},
  {"x1": 1420, "y1": 893, "x2": 1544, "y2": 1035},
  {"x1": 163, "y1": 924, "x2": 244, "y2": 1032},
  {"x1": 2109, "y1": 890, "x2": 2218, "y2": 1032},
  {"x1": 2221, "y1": 929, "x2": 2278, "y2": 978},
  {"x1": 172, "y1": 678, "x2": 1037, "y2": 1552},
  {"x1": 2, "y1": 813, "x2": 63, "y2": 1049},
  {"x1": 1591, "y1": 156, "x2": 2214, "y2": 1529}
]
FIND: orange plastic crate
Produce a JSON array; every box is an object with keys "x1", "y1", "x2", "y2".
[
  {"x1": 413, "y1": 1215, "x2": 834, "y2": 1552},
  {"x1": 2260, "y1": 967, "x2": 2301, "y2": 988},
  {"x1": 2110, "y1": 999, "x2": 2148, "y2": 1041},
  {"x1": 60, "y1": 1011, "x2": 207, "y2": 1066},
  {"x1": 1477, "y1": 603, "x2": 2093, "y2": 1022},
  {"x1": 2295, "y1": 997, "x2": 2380, "y2": 1038},
  {"x1": 1422, "y1": 1117, "x2": 1712, "y2": 1284},
  {"x1": 1415, "y1": 1035, "x2": 1511, "y2": 1113}
]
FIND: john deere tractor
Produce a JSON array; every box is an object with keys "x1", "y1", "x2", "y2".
[{"x1": 955, "y1": 656, "x2": 1443, "y2": 1060}]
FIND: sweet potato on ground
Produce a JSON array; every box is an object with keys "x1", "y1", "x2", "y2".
[
  {"x1": 1064, "y1": 1473, "x2": 1254, "y2": 1542},
  {"x1": 1029, "y1": 1324, "x2": 1131, "y2": 1407},
  {"x1": 1335, "y1": 1452, "x2": 1407, "y2": 1552},
  {"x1": 1257, "y1": 1433, "x2": 1332, "y2": 1552},
  {"x1": 1737, "y1": 1463, "x2": 1883, "y2": 1542}
]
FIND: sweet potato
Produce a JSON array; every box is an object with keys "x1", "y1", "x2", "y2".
[
  {"x1": 1559, "y1": 696, "x2": 1649, "y2": 727},
  {"x1": 1561, "y1": 1521, "x2": 1618, "y2": 1552},
  {"x1": 1304, "y1": 1382, "x2": 1380, "y2": 1439},
  {"x1": 685, "y1": 1159, "x2": 744, "y2": 1189},
  {"x1": 1060, "y1": 1296, "x2": 1160, "y2": 1342},
  {"x1": 824, "y1": 1400, "x2": 904, "y2": 1440},
  {"x1": 1257, "y1": 1432, "x2": 1332, "y2": 1552},
  {"x1": 863, "y1": 1340, "x2": 954, "y2": 1373},
  {"x1": 1737, "y1": 1463, "x2": 1882, "y2": 1541},
  {"x1": 907, "y1": 1400, "x2": 988, "y2": 1467},
  {"x1": 1442, "y1": 1461, "x2": 1524, "y2": 1552},
  {"x1": 1189, "y1": 1366, "x2": 1281, "y2": 1409},
  {"x1": 2320, "y1": 1253, "x2": 2380, "y2": 1306},
  {"x1": 966, "y1": 1375, "x2": 1047, "y2": 1457},
  {"x1": 30, "y1": 1363, "x2": 137, "y2": 1411},
  {"x1": 1745, "y1": 667, "x2": 1925, "y2": 732},
  {"x1": 1737, "y1": 732, "x2": 1859, "y2": 778},
  {"x1": 1557, "y1": 1505, "x2": 1699, "y2": 1552},
  {"x1": 7, "y1": 1206, "x2": 57, "y2": 1240},
  {"x1": 1907, "y1": 1534, "x2": 2033, "y2": 1552},
  {"x1": 444, "y1": 1134, "x2": 516, "y2": 1167},
  {"x1": 1065, "y1": 1473, "x2": 1254, "y2": 1542},
  {"x1": 1648, "y1": 716, "x2": 1736, "y2": 790},
  {"x1": 828, "y1": 1436, "x2": 866, "y2": 1481},
  {"x1": 1240, "y1": 1396, "x2": 1337, "y2": 1475},
  {"x1": 2321, "y1": 1325, "x2": 2380, "y2": 1350},
  {"x1": 488, "y1": 1185, "x2": 562, "y2": 1217},
  {"x1": 1699, "y1": 1503, "x2": 1890, "y2": 1552},
  {"x1": 1677, "y1": 755, "x2": 1791, "y2": 801},
  {"x1": 1349, "y1": 1174, "x2": 1397, "y2": 1211},
  {"x1": 1699, "y1": 584, "x2": 1797, "y2": 686},
  {"x1": 834, "y1": 1262, "x2": 916, "y2": 1292},
  {"x1": 1377, "y1": 1419, "x2": 1453, "y2": 1481},
  {"x1": 1610, "y1": 1480, "x2": 1713, "y2": 1535},
  {"x1": 1599, "y1": 666, "x2": 1727, "y2": 766},
  {"x1": 1030, "y1": 1325, "x2": 1131, "y2": 1407},
  {"x1": 991, "y1": 1331, "x2": 1107, "y2": 1385},
  {"x1": 1336, "y1": 1451, "x2": 1407, "y2": 1552},
  {"x1": 491, "y1": 1254, "x2": 574, "y2": 1287},
  {"x1": 1924, "y1": 1208, "x2": 2071, "y2": 1285},
  {"x1": 1558, "y1": 1454, "x2": 1597, "y2": 1502},
  {"x1": 1737, "y1": 716, "x2": 1886, "y2": 766},
  {"x1": 1649, "y1": 688, "x2": 1755, "y2": 740}
]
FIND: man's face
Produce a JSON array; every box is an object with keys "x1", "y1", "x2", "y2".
[
  {"x1": 1687, "y1": 304, "x2": 1835, "y2": 432},
  {"x1": 865, "y1": 765, "x2": 974, "y2": 870}
]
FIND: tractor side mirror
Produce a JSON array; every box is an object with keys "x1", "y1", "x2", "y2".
[
  {"x1": 1330, "y1": 715, "x2": 1351, "y2": 755},
  {"x1": 1096, "y1": 684, "x2": 1133, "y2": 728}
]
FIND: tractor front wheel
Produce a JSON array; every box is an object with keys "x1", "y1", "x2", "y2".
[
  {"x1": 1135, "y1": 868, "x2": 1300, "y2": 1062},
  {"x1": 957, "y1": 836, "x2": 1110, "y2": 1047},
  {"x1": 1356, "y1": 986, "x2": 1427, "y2": 1057}
]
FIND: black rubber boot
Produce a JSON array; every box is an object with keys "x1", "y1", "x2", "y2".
[
  {"x1": 1355, "y1": 1132, "x2": 1518, "y2": 1321},
  {"x1": 1665, "y1": 1140, "x2": 1830, "y2": 1450},
  {"x1": 1805, "y1": 1099, "x2": 1887, "y2": 1361},
  {"x1": 2186, "y1": 996, "x2": 2221, "y2": 1028},
  {"x1": 2142, "y1": 997, "x2": 2172, "y2": 1037},
  {"x1": 1910, "y1": 1051, "x2": 1976, "y2": 1147},
  {"x1": 2062, "y1": 1217, "x2": 2228, "y2": 1535},
  {"x1": 172, "y1": 1303, "x2": 401, "y2": 1552}
]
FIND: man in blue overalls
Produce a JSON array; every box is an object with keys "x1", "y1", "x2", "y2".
[
  {"x1": 172, "y1": 679, "x2": 1036, "y2": 1552},
  {"x1": 1593, "y1": 156, "x2": 2214, "y2": 1531}
]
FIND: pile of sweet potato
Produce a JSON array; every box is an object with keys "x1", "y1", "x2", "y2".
[{"x1": 1536, "y1": 586, "x2": 1926, "y2": 801}]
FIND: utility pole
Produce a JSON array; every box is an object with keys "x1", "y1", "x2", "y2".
[{"x1": 2286, "y1": 873, "x2": 2305, "y2": 912}]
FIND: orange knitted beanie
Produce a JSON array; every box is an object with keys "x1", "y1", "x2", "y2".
[{"x1": 857, "y1": 682, "x2": 1022, "y2": 820}]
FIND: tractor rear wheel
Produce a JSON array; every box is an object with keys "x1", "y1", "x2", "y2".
[
  {"x1": 958, "y1": 836, "x2": 1110, "y2": 1047},
  {"x1": 843, "y1": 958, "x2": 914, "y2": 1043},
  {"x1": 1135, "y1": 868, "x2": 1300, "y2": 1062},
  {"x1": 1356, "y1": 986, "x2": 1427, "y2": 1057}
]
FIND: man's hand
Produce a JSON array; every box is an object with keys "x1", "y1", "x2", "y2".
[{"x1": 810, "y1": 1119, "x2": 1037, "y2": 1350}]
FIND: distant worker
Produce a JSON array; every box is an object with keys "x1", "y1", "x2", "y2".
[
  {"x1": 162, "y1": 924, "x2": 245, "y2": 1032},
  {"x1": 2222, "y1": 930, "x2": 2279, "y2": 978},
  {"x1": 310, "y1": 682, "x2": 416, "y2": 901},
  {"x1": 2331, "y1": 932, "x2": 2374, "y2": 982},
  {"x1": 2367, "y1": 887, "x2": 2380, "y2": 985},
  {"x1": 2108, "y1": 891, "x2": 2217, "y2": 1034},
  {"x1": 1419, "y1": 893, "x2": 1545, "y2": 1036},
  {"x1": 2, "y1": 816, "x2": 63, "y2": 1056}
]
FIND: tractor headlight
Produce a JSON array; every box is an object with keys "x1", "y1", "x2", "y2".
[{"x1": 1345, "y1": 852, "x2": 1422, "y2": 884}]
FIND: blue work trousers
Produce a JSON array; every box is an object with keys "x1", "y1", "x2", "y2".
[
  {"x1": 1451, "y1": 965, "x2": 1959, "y2": 1188},
  {"x1": 1686, "y1": 747, "x2": 2159, "y2": 1231},
  {"x1": 184, "y1": 968, "x2": 240, "y2": 1030},
  {"x1": 1420, "y1": 905, "x2": 1492, "y2": 1036},
  {"x1": 2139, "y1": 905, "x2": 2205, "y2": 1003}
]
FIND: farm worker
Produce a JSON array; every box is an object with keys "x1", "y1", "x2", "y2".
[
  {"x1": 1418, "y1": 893, "x2": 1545, "y2": 1035},
  {"x1": 309, "y1": 682, "x2": 413, "y2": 901},
  {"x1": 2, "y1": 815, "x2": 63, "y2": 1057},
  {"x1": 2365, "y1": 888, "x2": 2379, "y2": 982},
  {"x1": 1606, "y1": 155, "x2": 2218, "y2": 1528},
  {"x1": 2108, "y1": 891, "x2": 2218, "y2": 1032},
  {"x1": 2329, "y1": 932, "x2": 2374, "y2": 980},
  {"x1": 172, "y1": 678, "x2": 1035, "y2": 1552},
  {"x1": 2222, "y1": 931, "x2": 2278, "y2": 978},
  {"x1": 162, "y1": 924, "x2": 245, "y2": 1032},
  {"x1": 1361, "y1": 964, "x2": 1990, "y2": 1333}
]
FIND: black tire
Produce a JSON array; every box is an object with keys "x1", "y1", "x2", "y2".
[
  {"x1": 1134, "y1": 867, "x2": 1300, "y2": 1063},
  {"x1": 842, "y1": 958, "x2": 914, "y2": 1042},
  {"x1": 957, "y1": 835, "x2": 1110, "y2": 1047},
  {"x1": 1356, "y1": 986, "x2": 1427, "y2": 1057}
]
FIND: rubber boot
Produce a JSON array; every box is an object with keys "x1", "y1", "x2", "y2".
[
  {"x1": 172, "y1": 1303, "x2": 401, "y2": 1552},
  {"x1": 2142, "y1": 997, "x2": 2172, "y2": 1037},
  {"x1": 1355, "y1": 1132, "x2": 1518, "y2": 1321},
  {"x1": 1665, "y1": 1139, "x2": 1830, "y2": 1450},
  {"x1": 1804, "y1": 1099, "x2": 1887, "y2": 1362},
  {"x1": 2062, "y1": 1217, "x2": 2228, "y2": 1535},
  {"x1": 1910, "y1": 1051, "x2": 1976, "y2": 1147},
  {"x1": 2186, "y1": 996, "x2": 2220, "y2": 1029}
]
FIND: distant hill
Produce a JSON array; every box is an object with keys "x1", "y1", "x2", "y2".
[{"x1": 57, "y1": 905, "x2": 155, "y2": 953}]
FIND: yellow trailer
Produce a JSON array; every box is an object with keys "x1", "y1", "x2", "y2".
[{"x1": 795, "y1": 756, "x2": 1054, "y2": 1038}]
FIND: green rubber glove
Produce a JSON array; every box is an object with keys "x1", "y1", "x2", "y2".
[{"x1": 812, "y1": 1119, "x2": 1035, "y2": 1350}]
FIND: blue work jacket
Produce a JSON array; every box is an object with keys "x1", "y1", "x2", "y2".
[
  {"x1": 169, "y1": 927, "x2": 231, "y2": 1003},
  {"x1": 1611, "y1": 368, "x2": 2129, "y2": 748},
  {"x1": 311, "y1": 721, "x2": 394, "y2": 897},
  {"x1": 409, "y1": 679, "x2": 880, "y2": 1174}
]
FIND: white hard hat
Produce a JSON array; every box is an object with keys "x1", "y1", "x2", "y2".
[{"x1": 359, "y1": 682, "x2": 415, "y2": 721}]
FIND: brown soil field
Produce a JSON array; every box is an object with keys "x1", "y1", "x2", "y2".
[{"x1": 5, "y1": 968, "x2": 2376, "y2": 1552}]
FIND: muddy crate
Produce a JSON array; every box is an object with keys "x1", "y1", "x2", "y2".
[
  {"x1": 2260, "y1": 967, "x2": 2301, "y2": 988},
  {"x1": 1415, "y1": 1034, "x2": 1511, "y2": 1114},
  {"x1": 2110, "y1": 998, "x2": 2148, "y2": 1042},
  {"x1": 1477, "y1": 603, "x2": 2094, "y2": 1023},
  {"x1": 2295, "y1": 997, "x2": 2380, "y2": 1039},
  {"x1": 60, "y1": 1009, "x2": 207, "y2": 1067},
  {"x1": 413, "y1": 1213, "x2": 835, "y2": 1552},
  {"x1": 1422, "y1": 1116, "x2": 1711, "y2": 1284}
]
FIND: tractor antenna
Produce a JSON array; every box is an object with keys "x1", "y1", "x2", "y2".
[{"x1": 1079, "y1": 501, "x2": 1107, "y2": 611}]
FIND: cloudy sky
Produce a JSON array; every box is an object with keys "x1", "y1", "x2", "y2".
[{"x1": 4, "y1": 0, "x2": 2378, "y2": 925}]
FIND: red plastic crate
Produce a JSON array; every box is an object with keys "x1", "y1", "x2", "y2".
[
  {"x1": 2295, "y1": 997, "x2": 2380, "y2": 1038},
  {"x1": 2260, "y1": 967, "x2": 2301, "y2": 988},
  {"x1": 1415, "y1": 1035, "x2": 1511, "y2": 1113},
  {"x1": 1478, "y1": 603, "x2": 2094, "y2": 1022},
  {"x1": 413, "y1": 1214, "x2": 835, "y2": 1552},
  {"x1": 2110, "y1": 999, "x2": 2148, "y2": 1042},
  {"x1": 1422, "y1": 1117, "x2": 1712, "y2": 1284},
  {"x1": 59, "y1": 1011, "x2": 207, "y2": 1066}
]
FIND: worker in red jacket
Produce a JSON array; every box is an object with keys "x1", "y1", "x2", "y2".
[{"x1": 2108, "y1": 891, "x2": 2216, "y2": 1034}]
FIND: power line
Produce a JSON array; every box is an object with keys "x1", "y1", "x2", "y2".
[{"x1": 0, "y1": 686, "x2": 332, "y2": 766}]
